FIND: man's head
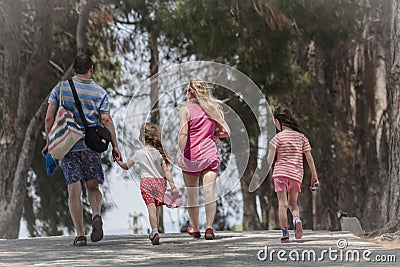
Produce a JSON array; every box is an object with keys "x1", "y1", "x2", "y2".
[{"x1": 73, "y1": 54, "x2": 93, "y2": 75}]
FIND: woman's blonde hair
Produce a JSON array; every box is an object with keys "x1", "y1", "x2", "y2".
[
  {"x1": 188, "y1": 78, "x2": 225, "y2": 123},
  {"x1": 139, "y1": 123, "x2": 172, "y2": 166}
]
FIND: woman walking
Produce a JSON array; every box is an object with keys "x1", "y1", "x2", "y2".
[{"x1": 178, "y1": 78, "x2": 230, "y2": 240}]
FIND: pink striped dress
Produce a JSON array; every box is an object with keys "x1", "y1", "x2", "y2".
[{"x1": 269, "y1": 129, "x2": 311, "y2": 183}]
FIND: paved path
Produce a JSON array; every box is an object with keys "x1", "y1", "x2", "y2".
[{"x1": 0, "y1": 231, "x2": 399, "y2": 266}]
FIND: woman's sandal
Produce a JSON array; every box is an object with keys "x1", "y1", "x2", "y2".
[
  {"x1": 187, "y1": 226, "x2": 201, "y2": 239},
  {"x1": 73, "y1": 235, "x2": 87, "y2": 246},
  {"x1": 205, "y1": 228, "x2": 215, "y2": 240}
]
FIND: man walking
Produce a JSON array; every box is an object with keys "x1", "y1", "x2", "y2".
[{"x1": 42, "y1": 54, "x2": 121, "y2": 246}]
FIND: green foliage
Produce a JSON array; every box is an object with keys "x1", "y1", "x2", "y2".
[
  {"x1": 158, "y1": 0, "x2": 297, "y2": 92},
  {"x1": 157, "y1": 0, "x2": 363, "y2": 93},
  {"x1": 275, "y1": 0, "x2": 364, "y2": 55}
]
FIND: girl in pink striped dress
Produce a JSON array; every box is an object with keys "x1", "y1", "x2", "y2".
[
  {"x1": 178, "y1": 78, "x2": 230, "y2": 240},
  {"x1": 266, "y1": 106, "x2": 319, "y2": 243}
]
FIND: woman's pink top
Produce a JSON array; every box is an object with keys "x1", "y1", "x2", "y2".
[{"x1": 183, "y1": 103, "x2": 219, "y2": 172}]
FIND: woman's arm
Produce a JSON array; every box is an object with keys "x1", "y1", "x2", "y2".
[
  {"x1": 215, "y1": 120, "x2": 231, "y2": 138},
  {"x1": 178, "y1": 106, "x2": 189, "y2": 153}
]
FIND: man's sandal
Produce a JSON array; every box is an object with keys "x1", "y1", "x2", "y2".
[
  {"x1": 73, "y1": 235, "x2": 87, "y2": 246},
  {"x1": 90, "y1": 214, "x2": 104, "y2": 242}
]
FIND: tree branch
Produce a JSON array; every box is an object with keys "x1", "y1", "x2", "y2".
[{"x1": 77, "y1": 0, "x2": 97, "y2": 55}]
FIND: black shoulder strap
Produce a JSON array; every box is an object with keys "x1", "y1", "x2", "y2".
[{"x1": 68, "y1": 79, "x2": 89, "y2": 129}]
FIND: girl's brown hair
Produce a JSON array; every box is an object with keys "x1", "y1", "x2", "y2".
[
  {"x1": 273, "y1": 106, "x2": 304, "y2": 134},
  {"x1": 139, "y1": 123, "x2": 173, "y2": 166}
]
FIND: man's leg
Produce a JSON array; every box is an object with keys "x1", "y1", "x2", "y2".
[
  {"x1": 86, "y1": 179, "x2": 102, "y2": 217},
  {"x1": 86, "y1": 179, "x2": 103, "y2": 242},
  {"x1": 68, "y1": 181, "x2": 84, "y2": 236}
]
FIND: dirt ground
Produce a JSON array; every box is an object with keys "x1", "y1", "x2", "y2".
[{"x1": 360, "y1": 233, "x2": 400, "y2": 250}]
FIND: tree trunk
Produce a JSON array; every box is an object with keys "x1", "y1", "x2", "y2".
[
  {"x1": 0, "y1": 0, "x2": 54, "y2": 239},
  {"x1": 230, "y1": 106, "x2": 262, "y2": 230},
  {"x1": 352, "y1": 2, "x2": 389, "y2": 231},
  {"x1": 238, "y1": 144, "x2": 262, "y2": 231},
  {"x1": 387, "y1": 0, "x2": 400, "y2": 222},
  {"x1": 258, "y1": 169, "x2": 279, "y2": 230}
]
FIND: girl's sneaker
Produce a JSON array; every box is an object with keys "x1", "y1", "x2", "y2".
[
  {"x1": 281, "y1": 235, "x2": 290, "y2": 243},
  {"x1": 294, "y1": 219, "x2": 303, "y2": 239},
  {"x1": 149, "y1": 232, "x2": 160, "y2": 245}
]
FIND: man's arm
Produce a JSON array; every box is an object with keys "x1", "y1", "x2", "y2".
[
  {"x1": 41, "y1": 104, "x2": 58, "y2": 157},
  {"x1": 101, "y1": 113, "x2": 122, "y2": 161}
]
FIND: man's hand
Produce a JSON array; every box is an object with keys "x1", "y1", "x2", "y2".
[
  {"x1": 112, "y1": 147, "x2": 122, "y2": 162},
  {"x1": 41, "y1": 143, "x2": 48, "y2": 158}
]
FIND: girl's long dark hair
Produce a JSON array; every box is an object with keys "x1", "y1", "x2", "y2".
[
  {"x1": 139, "y1": 123, "x2": 173, "y2": 166},
  {"x1": 273, "y1": 106, "x2": 304, "y2": 134}
]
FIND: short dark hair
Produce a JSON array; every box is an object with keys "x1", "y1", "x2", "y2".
[{"x1": 73, "y1": 54, "x2": 93, "y2": 74}]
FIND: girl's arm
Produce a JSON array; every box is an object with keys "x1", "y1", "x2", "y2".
[
  {"x1": 304, "y1": 150, "x2": 319, "y2": 185},
  {"x1": 266, "y1": 145, "x2": 276, "y2": 167},
  {"x1": 116, "y1": 159, "x2": 135, "y2": 170},
  {"x1": 162, "y1": 162, "x2": 178, "y2": 193}
]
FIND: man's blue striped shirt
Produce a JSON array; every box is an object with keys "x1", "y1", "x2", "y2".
[{"x1": 48, "y1": 76, "x2": 110, "y2": 152}]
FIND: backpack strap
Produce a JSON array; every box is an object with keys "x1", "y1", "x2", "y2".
[{"x1": 68, "y1": 79, "x2": 89, "y2": 130}]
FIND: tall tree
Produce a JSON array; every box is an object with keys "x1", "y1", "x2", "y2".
[
  {"x1": 0, "y1": 0, "x2": 54, "y2": 239},
  {"x1": 387, "y1": 0, "x2": 400, "y2": 222}
]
